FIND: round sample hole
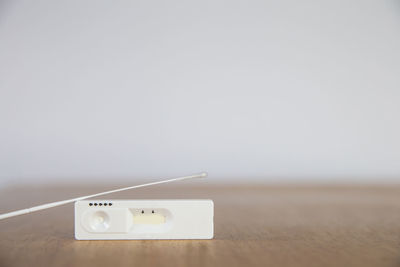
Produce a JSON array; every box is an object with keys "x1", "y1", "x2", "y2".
[{"x1": 90, "y1": 211, "x2": 110, "y2": 231}]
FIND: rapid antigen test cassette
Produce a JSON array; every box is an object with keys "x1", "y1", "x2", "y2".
[{"x1": 75, "y1": 199, "x2": 214, "y2": 240}]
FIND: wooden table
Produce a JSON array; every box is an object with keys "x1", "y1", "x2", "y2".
[{"x1": 1, "y1": 183, "x2": 400, "y2": 267}]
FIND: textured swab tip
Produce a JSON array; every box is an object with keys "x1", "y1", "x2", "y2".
[{"x1": 200, "y1": 172, "x2": 208, "y2": 178}]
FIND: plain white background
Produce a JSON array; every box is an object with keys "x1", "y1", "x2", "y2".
[{"x1": 1, "y1": 0, "x2": 400, "y2": 187}]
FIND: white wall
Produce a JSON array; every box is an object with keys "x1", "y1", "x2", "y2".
[{"x1": 1, "y1": 0, "x2": 400, "y2": 185}]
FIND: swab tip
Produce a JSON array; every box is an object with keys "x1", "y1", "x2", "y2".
[{"x1": 199, "y1": 172, "x2": 208, "y2": 178}]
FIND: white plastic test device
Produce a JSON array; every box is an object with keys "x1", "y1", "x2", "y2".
[
  {"x1": 75, "y1": 199, "x2": 213, "y2": 240},
  {"x1": 0, "y1": 173, "x2": 214, "y2": 240}
]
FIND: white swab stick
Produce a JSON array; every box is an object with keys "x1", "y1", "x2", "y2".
[{"x1": 0, "y1": 172, "x2": 207, "y2": 221}]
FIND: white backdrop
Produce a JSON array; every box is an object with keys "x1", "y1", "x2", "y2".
[{"x1": 1, "y1": 0, "x2": 400, "y2": 186}]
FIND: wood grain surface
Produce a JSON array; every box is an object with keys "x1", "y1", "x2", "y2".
[{"x1": 1, "y1": 182, "x2": 400, "y2": 267}]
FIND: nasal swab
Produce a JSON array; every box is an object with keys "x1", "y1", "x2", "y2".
[{"x1": 0, "y1": 172, "x2": 207, "y2": 221}]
